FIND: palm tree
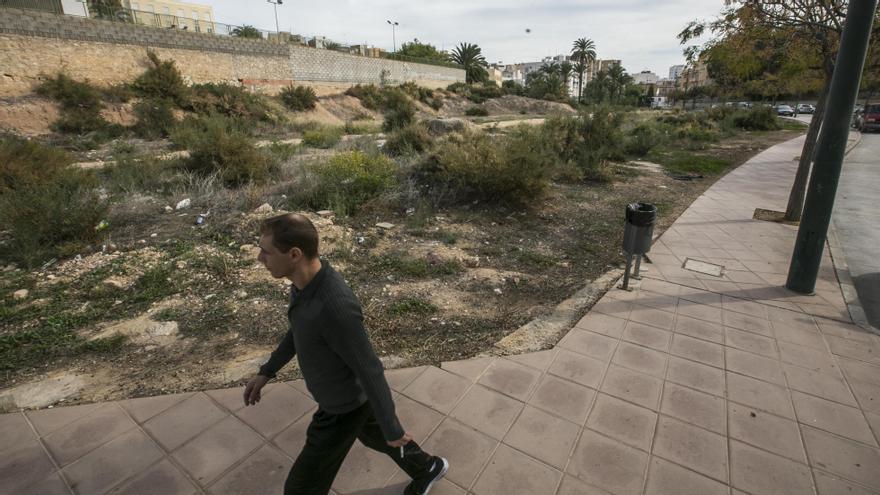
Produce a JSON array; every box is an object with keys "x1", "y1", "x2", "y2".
[
  {"x1": 571, "y1": 38, "x2": 596, "y2": 102},
  {"x1": 607, "y1": 65, "x2": 631, "y2": 103},
  {"x1": 450, "y1": 42, "x2": 488, "y2": 84},
  {"x1": 232, "y1": 25, "x2": 263, "y2": 39},
  {"x1": 541, "y1": 62, "x2": 561, "y2": 77},
  {"x1": 560, "y1": 61, "x2": 573, "y2": 98}
]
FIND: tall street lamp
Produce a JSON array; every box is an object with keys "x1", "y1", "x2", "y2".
[
  {"x1": 268, "y1": 0, "x2": 283, "y2": 34},
  {"x1": 386, "y1": 20, "x2": 399, "y2": 53}
]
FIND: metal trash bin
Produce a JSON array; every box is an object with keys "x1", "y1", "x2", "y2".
[{"x1": 622, "y1": 202, "x2": 657, "y2": 289}]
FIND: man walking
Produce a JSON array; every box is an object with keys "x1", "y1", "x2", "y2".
[{"x1": 243, "y1": 213, "x2": 448, "y2": 495}]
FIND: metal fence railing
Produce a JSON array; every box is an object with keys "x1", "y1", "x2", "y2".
[{"x1": 2, "y1": 1, "x2": 463, "y2": 69}]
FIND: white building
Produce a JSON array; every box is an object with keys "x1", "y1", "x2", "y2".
[
  {"x1": 633, "y1": 70, "x2": 660, "y2": 85},
  {"x1": 669, "y1": 64, "x2": 685, "y2": 80}
]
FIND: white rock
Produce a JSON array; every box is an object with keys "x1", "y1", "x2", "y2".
[
  {"x1": 254, "y1": 203, "x2": 274, "y2": 214},
  {"x1": 13, "y1": 289, "x2": 29, "y2": 300},
  {"x1": 376, "y1": 222, "x2": 395, "y2": 230},
  {"x1": 317, "y1": 210, "x2": 334, "y2": 218},
  {"x1": 493, "y1": 288, "x2": 503, "y2": 295},
  {"x1": 164, "y1": 205, "x2": 174, "y2": 213},
  {"x1": 175, "y1": 198, "x2": 191, "y2": 210},
  {"x1": 150, "y1": 233, "x2": 158, "y2": 238}
]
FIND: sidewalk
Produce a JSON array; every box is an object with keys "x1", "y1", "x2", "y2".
[{"x1": 3, "y1": 134, "x2": 880, "y2": 495}]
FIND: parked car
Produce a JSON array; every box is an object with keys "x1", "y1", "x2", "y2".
[
  {"x1": 776, "y1": 105, "x2": 795, "y2": 117},
  {"x1": 858, "y1": 104, "x2": 880, "y2": 132},
  {"x1": 796, "y1": 104, "x2": 815, "y2": 114}
]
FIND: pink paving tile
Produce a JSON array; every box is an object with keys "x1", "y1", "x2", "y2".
[
  {"x1": 670, "y1": 333, "x2": 724, "y2": 368},
  {"x1": 0, "y1": 440, "x2": 57, "y2": 494},
  {"x1": 42, "y1": 403, "x2": 137, "y2": 466},
  {"x1": 722, "y1": 309, "x2": 774, "y2": 337},
  {"x1": 644, "y1": 456, "x2": 729, "y2": 495},
  {"x1": 476, "y1": 359, "x2": 542, "y2": 402},
  {"x1": 791, "y1": 391, "x2": 877, "y2": 446},
  {"x1": 272, "y1": 408, "x2": 313, "y2": 459},
  {"x1": 729, "y1": 439, "x2": 813, "y2": 495},
  {"x1": 207, "y1": 444, "x2": 290, "y2": 495},
  {"x1": 590, "y1": 297, "x2": 636, "y2": 320},
  {"x1": 725, "y1": 327, "x2": 778, "y2": 358},
  {"x1": 234, "y1": 384, "x2": 315, "y2": 438},
  {"x1": 778, "y1": 341, "x2": 840, "y2": 376},
  {"x1": 108, "y1": 458, "x2": 198, "y2": 495},
  {"x1": 422, "y1": 418, "x2": 498, "y2": 489},
  {"x1": 574, "y1": 312, "x2": 628, "y2": 338},
  {"x1": 586, "y1": 393, "x2": 657, "y2": 451},
  {"x1": 449, "y1": 385, "x2": 523, "y2": 440},
  {"x1": 528, "y1": 374, "x2": 596, "y2": 425},
  {"x1": 385, "y1": 366, "x2": 428, "y2": 392},
  {"x1": 852, "y1": 380, "x2": 880, "y2": 414},
  {"x1": 660, "y1": 382, "x2": 726, "y2": 435},
  {"x1": 171, "y1": 415, "x2": 264, "y2": 485},
  {"x1": 725, "y1": 347, "x2": 786, "y2": 385},
  {"x1": 472, "y1": 443, "x2": 562, "y2": 495},
  {"x1": 548, "y1": 349, "x2": 607, "y2": 389},
  {"x1": 503, "y1": 405, "x2": 579, "y2": 469},
  {"x1": 143, "y1": 392, "x2": 229, "y2": 451},
  {"x1": 727, "y1": 403, "x2": 806, "y2": 463},
  {"x1": 503, "y1": 349, "x2": 559, "y2": 372},
  {"x1": 556, "y1": 475, "x2": 613, "y2": 495},
  {"x1": 18, "y1": 472, "x2": 71, "y2": 495},
  {"x1": 440, "y1": 357, "x2": 496, "y2": 382},
  {"x1": 633, "y1": 290, "x2": 679, "y2": 312},
  {"x1": 814, "y1": 471, "x2": 877, "y2": 495},
  {"x1": 782, "y1": 362, "x2": 857, "y2": 406},
  {"x1": 771, "y1": 321, "x2": 827, "y2": 350},
  {"x1": 652, "y1": 416, "x2": 728, "y2": 482},
  {"x1": 600, "y1": 365, "x2": 663, "y2": 411},
  {"x1": 401, "y1": 367, "x2": 471, "y2": 414},
  {"x1": 558, "y1": 329, "x2": 618, "y2": 361},
  {"x1": 826, "y1": 335, "x2": 880, "y2": 365},
  {"x1": 628, "y1": 305, "x2": 676, "y2": 331},
  {"x1": 727, "y1": 371, "x2": 795, "y2": 419},
  {"x1": 621, "y1": 321, "x2": 672, "y2": 352},
  {"x1": 673, "y1": 314, "x2": 724, "y2": 344},
  {"x1": 332, "y1": 441, "x2": 398, "y2": 493},
  {"x1": 25, "y1": 402, "x2": 100, "y2": 437},
  {"x1": 205, "y1": 386, "x2": 250, "y2": 413},
  {"x1": 666, "y1": 356, "x2": 725, "y2": 397},
  {"x1": 0, "y1": 412, "x2": 39, "y2": 454},
  {"x1": 393, "y1": 393, "x2": 445, "y2": 442},
  {"x1": 119, "y1": 392, "x2": 193, "y2": 423},
  {"x1": 840, "y1": 358, "x2": 880, "y2": 387},
  {"x1": 62, "y1": 429, "x2": 164, "y2": 495},
  {"x1": 611, "y1": 341, "x2": 668, "y2": 376},
  {"x1": 568, "y1": 428, "x2": 649, "y2": 495},
  {"x1": 801, "y1": 426, "x2": 880, "y2": 491}
]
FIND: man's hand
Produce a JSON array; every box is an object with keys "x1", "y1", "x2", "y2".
[
  {"x1": 387, "y1": 433, "x2": 412, "y2": 448},
  {"x1": 243, "y1": 374, "x2": 270, "y2": 406}
]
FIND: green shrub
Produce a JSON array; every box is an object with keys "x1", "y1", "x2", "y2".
[
  {"x1": 651, "y1": 150, "x2": 731, "y2": 176},
  {"x1": 624, "y1": 122, "x2": 667, "y2": 156},
  {"x1": 101, "y1": 84, "x2": 136, "y2": 103},
  {"x1": 346, "y1": 84, "x2": 384, "y2": 110},
  {"x1": 189, "y1": 83, "x2": 274, "y2": 124},
  {"x1": 0, "y1": 136, "x2": 107, "y2": 267},
  {"x1": 502, "y1": 80, "x2": 524, "y2": 96},
  {"x1": 540, "y1": 109, "x2": 625, "y2": 177},
  {"x1": 382, "y1": 88, "x2": 416, "y2": 131},
  {"x1": 446, "y1": 82, "x2": 469, "y2": 94},
  {"x1": 133, "y1": 98, "x2": 176, "y2": 139},
  {"x1": 300, "y1": 151, "x2": 397, "y2": 215},
  {"x1": 468, "y1": 84, "x2": 503, "y2": 103},
  {"x1": 383, "y1": 124, "x2": 433, "y2": 156},
  {"x1": 280, "y1": 85, "x2": 318, "y2": 111},
  {"x1": 302, "y1": 125, "x2": 344, "y2": 148},
  {"x1": 728, "y1": 106, "x2": 781, "y2": 131},
  {"x1": 131, "y1": 51, "x2": 191, "y2": 107},
  {"x1": 174, "y1": 115, "x2": 274, "y2": 186},
  {"x1": 35, "y1": 73, "x2": 113, "y2": 135},
  {"x1": 103, "y1": 154, "x2": 173, "y2": 194},
  {"x1": 465, "y1": 106, "x2": 489, "y2": 117},
  {"x1": 343, "y1": 121, "x2": 381, "y2": 135},
  {"x1": 415, "y1": 129, "x2": 553, "y2": 205}
]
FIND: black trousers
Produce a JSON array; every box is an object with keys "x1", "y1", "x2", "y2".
[{"x1": 284, "y1": 401, "x2": 433, "y2": 494}]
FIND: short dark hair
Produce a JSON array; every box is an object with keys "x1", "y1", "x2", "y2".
[{"x1": 260, "y1": 213, "x2": 319, "y2": 258}]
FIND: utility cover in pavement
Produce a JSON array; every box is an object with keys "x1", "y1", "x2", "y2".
[{"x1": 682, "y1": 258, "x2": 724, "y2": 277}]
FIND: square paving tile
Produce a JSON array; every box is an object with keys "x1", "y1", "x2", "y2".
[
  {"x1": 385, "y1": 366, "x2": 428, "y2": 392},
  {"x1": 558, "y1": 329, "x2": 618, "y2": 361},
  {"x1": 119, "y1": 393, "x2": 193, "y2": 423},
  {"x1": 556, "y1": 474, "x2": 613, "y2": 495},
  {"x1": 25, "y1": 403, "x2": 100, "y2": 437},
  {"x1": 528, "y1": 374, "x2": 595, "y2": 425},
  {"x1": 393, "y1": 393, "x2": 445, "y2": 442},
  {"x1": 548, "y1": 349, "x2": 607, "y2": 389},
  {"x1": 441, "y1": 357, "x2": 496, "y2": 382},
  {"x1": 660, "y1": 382, "x2": 726, "y2": 434},
  {"x1": 727, "y1": 371, "x2": 795, "y2": 419},
  {"x1": 723, "y1": 310, "x2": 774, "y2": 337},
  {"x1": 721, "y1": 296, "x2": 769, "y2": 319},
  {"x1": 272, "y1": 409, "x2": 313, "y2": 459},
  {"x1": 644, "y1": 456, "x2": 728, "y2": 495},
  {"x1": 666, "y1": 357, "x2": 725, "y2": 397},
  {"x1": 852, "y1": 380, "x2": 880, "y2": 414},
  {"x1": 574, "y1": 312, "x2": 628, "y2": 338},
  {"x1": 673, "y1": 314, "x2": 724, "y2": 344},
  {"x1": 108, "y1": 458, "x2": 198, "y2": 495},
  {"x1": 207, "y1": 444, "x2": 290, "y2": 495},
  {"x1": 18, "y1": 472, "x2": 71, "y2": 495},
  {"x1": 728, "y1": 403, "x2": 806, "y2": 463},
  {"x1": 591, "y1": 298, "x2": 635, "y2": 320},
  {"x1": 600, "y1": 365, "x2": 663, "y2": 411},
  {"x1": 622, "y1": 321, "x2": 672, "y2": 352},
  {"x1": 503, "y1": 405, "x2": 579, "y2": 469},
  {"x1": 234, "y1": 385, "x2": 315, "y2": 438},
  {"x1": 629, "y1": 305, "x2": 676, "y2": 331},
  {"x1": 652, "y1": 416, "x2": 728, "y2": 482},
  {"x1": 0, "y1": 440, "x2": 57, "y2": 494},
  {"x1": 586, "y1": 393, "x2": 657, "y2": 451},
  {"x1": 449, "y1": 385, "x2": 523, "y2": 440},
  {"x1": 676, "y1": 300, "x2": 722, "y2": 324},
  {"x1": 778, "y1": 341, "x2": 840, "y2": 376},
  {"x1": 386, "y1": 470, "x2": 464, "y2": 494},
  {"x1": 171, "y1": 415, "x2": 264, "y2": 485},
  {"x1": 725, "y1": 327, "x2": 778, "y2": 358},
  {"x1": 792, "y1": 391, "x2": 877, "y2": 446},
  {"x1": 801, "y1": 425, "x2": 880, "y2": 491},
  {"x1": 568, "y1": 428, "x2": 649, "y2": 495},
  {"x1": 729, "y1": 439, "x2": 813, "y2": 495},
  {"x1": 612, "y1": 342, "x2": 668, "y2": 376},
  {"x1": 813, "y1": 470, "x2": 877, "y2": 495},
  {"x1": 840, "y1": 359, "x2": 880, "y2": 387},
  {"x1": 205, "y1": 386, "x2": 252, "y2": 413},
  {"x1": 332, "y1": 441, "x2": 397, "y2": 493},
  {"x1": 866, "y1": 412, "x2": 880, "y2": 446},
  {"x1": 43, "y1": 403, "x2": 137, "y2": 466},
  {"x1": 725, "y1": 347, "x2": 786, "y2": 385},
  {"x1": 670, "y1": 334, "x2": 724, "y2": 368},
  {"x1": 62, "y1": 429, "x2": 164, "y2": 495},
  {"x1": 402, "y1": 367, "x2": 471, "y2": 414},
  {"x1": 143, "y1": 393, "x2": 229, "y2": 451},
  {"x1": 772, "y1": 322, "x2": 827, "y2": 350},
  {"x1": 472, "y1": 444, "x2": 562, "y2": 495},
  {"x1": 477, "y1": 359, "x2": 542, "y2": 402},
  {"x1": 0, "y1": 412, "x2": 37, "y2": 453},
  {"x1": 504, "y1": 349, "x2": 558, "y2": 372},
  {"x1": 422, "y1": 418, "x2": 498, "y2": 489},
  {"x1": 826, "y1": 336, "x2": 880, "y2": 365}
]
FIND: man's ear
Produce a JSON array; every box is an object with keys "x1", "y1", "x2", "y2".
[{"x1": 288, "y1": 247, "x2": 303, "y2": 261}]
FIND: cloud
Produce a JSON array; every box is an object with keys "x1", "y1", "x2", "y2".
[{"x1": 205, "y1": 0, "x2": 721, "y2": 76}]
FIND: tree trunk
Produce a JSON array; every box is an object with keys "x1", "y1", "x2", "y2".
[{"x1": 784, "y1": 81, "x2": 830, "y2": 221}]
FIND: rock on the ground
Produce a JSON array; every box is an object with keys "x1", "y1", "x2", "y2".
[
  {"x1": 217, "y1": 349, "x2": 273, "y2": 383},
  {"x1": 102, "y1": 276, "x2": 133, "y2": 291},
  {"x1": 317, "y1": 210, "x2": 334, "y2": 218},
  {"x1": 0, "y1": 373, "x2": 86, "y2": 410},
  {"x1": 254, "y1": 203, "x2": 274, "y2": 214},
  {"x1": 89, "y1": 316, "x2": 180, "y2": 347},
  {"x1": 13, "y1": 289, "x2": 29, "y2": 300},
  {"x1": 175, "y1": 198, "x2": 191, "y2": 210},
  {"x1": 425, "y1": 118, "x2": 474, "y2": 136},
  {"x1": 376, "y1": 222, "x2": 395, "y2": 230}
]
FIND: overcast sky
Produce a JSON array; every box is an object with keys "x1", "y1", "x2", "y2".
[{"x1": 205, "y1": 0, "x2": 722, "y2": 77}]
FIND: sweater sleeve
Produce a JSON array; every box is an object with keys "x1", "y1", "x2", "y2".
[
  {"x1": 258, "y1": 329, "x2": 296, "y2": 379},
  {"x1": 323, "y1": 298, "x2": 405, "y2": 442}
]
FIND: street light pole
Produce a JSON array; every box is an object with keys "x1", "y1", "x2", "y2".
[
  {"x1": 786, "y1": 0, "x2": 878, "y2": 294},
  {"x1": 267, "y1": 0, "x2": 283, "y2": 34},
  {"x1": 386, "y1": 20, "x2": 399, "y2": 53}
]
